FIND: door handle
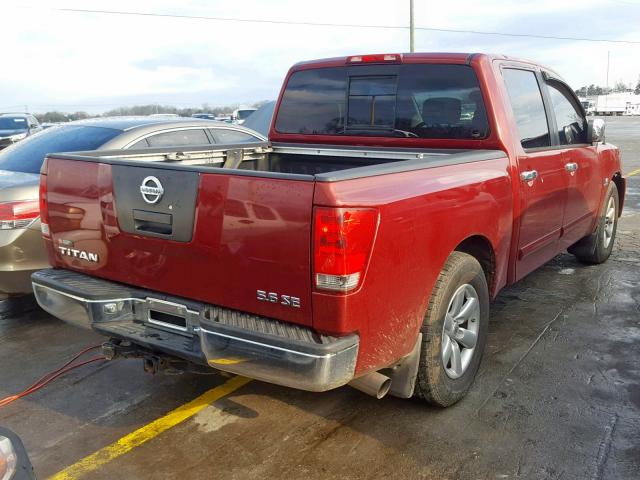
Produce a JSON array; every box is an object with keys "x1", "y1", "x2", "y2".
[
  {"x1": 520, "y1": 170, "x2": 538, "y2": 182},
  {"x1": 565, "y1": 162, "x2": 578, "y2": 172}
]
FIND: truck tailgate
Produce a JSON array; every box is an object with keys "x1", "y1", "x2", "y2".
[{"x1": 44, "y1": 158, "x2": 315, "y2": 326}]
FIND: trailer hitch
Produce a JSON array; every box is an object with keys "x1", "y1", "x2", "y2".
[{"x1": 102, "y1": 339, "x2": 216, "y2": 375}]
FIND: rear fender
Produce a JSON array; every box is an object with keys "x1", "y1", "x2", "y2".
[{"x1": 312, "y1": 157, "x2": 512, "y2": 373}]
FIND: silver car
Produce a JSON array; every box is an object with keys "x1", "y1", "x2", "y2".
[{"x1": 0, "y1": 116, "x2": 266, "y2": 297}]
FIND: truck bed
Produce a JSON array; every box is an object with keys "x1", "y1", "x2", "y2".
[
  {"x1": 40, "y1": 142, "x2": 508, "y2": 334},
  {"x1": 52, "y1": 142, "x2": 506, "y2": 181}
]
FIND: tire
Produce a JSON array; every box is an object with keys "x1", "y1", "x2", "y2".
[
  {"x1": 414, "y1": 251, "x2": 489, "y2": 407},
  {"x1": 568, "y1": 182, "x2": 619, "y2": 265}
]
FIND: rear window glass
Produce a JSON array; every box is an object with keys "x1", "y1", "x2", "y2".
[
  {"x1": 146, "y1": 129, "x2": 210, "y2": 148},
  {"x1": 0, "y1": 126, "x2": 121, "y2": 174},
  {"x1": 275, "y1": 64, "x2": 489, "y2": 139},
  {"x1": 211, "y1": 129, "x2": 260, "y2": 144}
]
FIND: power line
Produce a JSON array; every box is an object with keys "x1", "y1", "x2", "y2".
[
  {"x1": 607, "y1": 0, "x2": 640, "y2": 5},
  {"x1": 30, "y1": 7, "x2": 640, "y2": 45}
]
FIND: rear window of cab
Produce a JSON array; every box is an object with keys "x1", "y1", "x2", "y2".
[{"x1": 275, "y1": 64, "x2": 489, "y2": 140}]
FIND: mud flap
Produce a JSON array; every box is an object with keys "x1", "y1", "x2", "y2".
[{"x1": 388, "y1": 333, "x2": 423, "y2": 399}]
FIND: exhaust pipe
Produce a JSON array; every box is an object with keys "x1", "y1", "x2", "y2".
[{"x1": 349, "y1": 371, "x2": 392, "y2": 399}]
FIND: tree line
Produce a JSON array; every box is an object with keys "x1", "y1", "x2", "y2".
[
  {"x1": 574, "y1": 78, "x2": 640, "y2": 97},
  {"x1": 33, "y1": 80, "x2": 640, "y2": 124},
  {"x1": 34, "y1": 101, "x2": 269, "y2": 124}
]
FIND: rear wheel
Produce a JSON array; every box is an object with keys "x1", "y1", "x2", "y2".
[
  {"x1": 569, "y1": 182, "x2": 619, "y2": 264},
  {"x1": 414, "y1": 252, "x2": 489, "y2": 407}
]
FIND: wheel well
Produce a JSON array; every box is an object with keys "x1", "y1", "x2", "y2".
[
  {"x1": 612, "y1": 173, "x2": 625, "y2": 215},
  {"x1": 454, "y1": 235, "x2": 496, "y2": 295}
]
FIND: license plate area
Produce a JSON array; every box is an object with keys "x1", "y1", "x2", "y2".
[
  {"x1": 149, "y1": 309, "x2": 186, "y2": 330},
  {"x1": 144, "y1": 298, "x2": 196, "y2": 335}
]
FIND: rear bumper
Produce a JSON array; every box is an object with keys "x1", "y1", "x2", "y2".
[{"x1": 31, "y1": 268, "x2": 359, "y2": 392}]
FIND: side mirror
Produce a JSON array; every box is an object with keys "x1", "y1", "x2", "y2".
[
  {"x1": 587, "y1": 118, "x2": 605, "y2": 144},
  {"x1": 0, "y1": 428, "x2": 36, "y2": 480}
]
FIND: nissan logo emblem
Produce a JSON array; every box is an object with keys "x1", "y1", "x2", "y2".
[{"x1": 139, "y1": 176, "x2": 164, "y2": 204}]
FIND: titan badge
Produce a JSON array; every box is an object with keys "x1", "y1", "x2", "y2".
[{"x1": 57, "y1": 239, "x2": 99, "y2": 262}]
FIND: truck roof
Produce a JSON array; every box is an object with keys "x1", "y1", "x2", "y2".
[
  {"x1": 293, "y1": 52, "x2": 472, "y2": 66},
  {"x1": 291, "y1": 52, "x2": 557, "y2": 74}
]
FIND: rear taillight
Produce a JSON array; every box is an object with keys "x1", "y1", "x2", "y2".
[
  {"x1": 0, "y1": 200, "x2": 40, "y2": 230},
  {"x1": 313, "y1": 207, "x2": 378, "y2": 292},
  {"x1": 39, "y1": 168, "x2": 50, "y2": 237}
]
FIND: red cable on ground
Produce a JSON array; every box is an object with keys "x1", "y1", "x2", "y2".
[
  {"x1": 18, "y1": 344, "x2": 101, "y2": 391},
  {"x1": 0, "y1": 345, "x2": 106, "y2": 408}
]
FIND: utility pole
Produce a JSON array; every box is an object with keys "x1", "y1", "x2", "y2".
[
  {"x1": 605, "y1": 50, "x2": 610, "y2": 110},
  {"x1": 409, "y1": 0, "x2": 415, "y2": 53},
  {"x1": 606, "y1": 50, "x2": 610, "y2": 91}
]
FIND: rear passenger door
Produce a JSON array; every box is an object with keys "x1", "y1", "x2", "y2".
[
  {"x1": 543, "y1": 78, "x2": 601, "y2": 249},
  {"x1": 502, "y1": 67, "x2": 569, "y2": 280}
]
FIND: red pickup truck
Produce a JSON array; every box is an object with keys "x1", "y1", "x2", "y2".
[{"x1": 32, "y1": 53, "x2": 624, "y2": 406}]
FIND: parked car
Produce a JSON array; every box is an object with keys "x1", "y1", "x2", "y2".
[
  {"x1": 0, "y1": 116, "x2": 265, "y2": 296},
  {"x1": 0, "y1": 113, "x2": 42, "y2": 150},
  {"x1": 232, "y1": 107, "x2": 257, "y2": 124},
  {"x1": 32, "y1": 53, "x2": 624, "y2": 407},
  {"x1": 191, "y1": 113, "x2": 216, "y2": 120},
  {"x1": 242, "y1": 101, "x2": 276, "y2": 137}
]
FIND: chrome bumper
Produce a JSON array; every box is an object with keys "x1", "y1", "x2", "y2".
[{"x1": 32, "y1": 269, "x2": 359, "y2": 392}]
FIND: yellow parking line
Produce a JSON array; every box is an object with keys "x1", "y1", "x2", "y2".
[
  {"x1": 626, "y1": 168, "x2": 640, "y2": 177},
  {"x1": 48, "y1": 375, "x2": 252, "y2": 480}
]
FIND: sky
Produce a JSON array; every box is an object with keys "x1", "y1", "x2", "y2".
[{"x1": 2, "y1": 0, "x2": 640, "y2": 114}]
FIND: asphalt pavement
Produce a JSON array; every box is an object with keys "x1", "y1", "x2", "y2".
[{"x1": 1, "y1": 116, "x2": 638, "y2": 480}]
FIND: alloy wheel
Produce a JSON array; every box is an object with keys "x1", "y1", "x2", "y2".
[
  {"x1": 603, "y1": 196, "x2": 616, "y2": 249},
  {"x1": 441, "y1": 284, "x2": 480, "y2": 379}
]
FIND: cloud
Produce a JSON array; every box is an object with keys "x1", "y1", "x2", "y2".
[{"x1": 1, "y1": 0, "x2": 639, "y2": 113}]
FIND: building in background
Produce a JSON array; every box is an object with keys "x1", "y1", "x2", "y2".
[{"x1": 580, "y1": 93, "x2": 640, "y2": 116}]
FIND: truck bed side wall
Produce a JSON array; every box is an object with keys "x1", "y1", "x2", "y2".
[{"x1": 313, "y1": 157, "x2": 513, "y2": 373}]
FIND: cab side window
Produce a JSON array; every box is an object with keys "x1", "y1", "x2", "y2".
[
  {"x1": 503, "y1": 69, "x2": 550, "y2": 149},
  {"x1": 547, "y1": 83, "x2": 587, "y2": 145}
]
